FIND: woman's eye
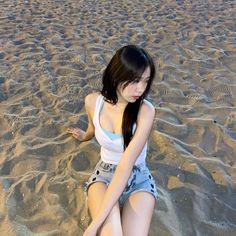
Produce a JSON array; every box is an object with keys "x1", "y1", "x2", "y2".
[{"x1": 132, "y1": 78, "x2": 149, "y2": 84}]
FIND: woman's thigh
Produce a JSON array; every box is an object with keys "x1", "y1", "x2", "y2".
[
  {"x1": 87, "y1": 182, "x2": 123, "y2": 236},
  {"x1": 121, "y1": 191, "x2": 155, "y2": 236}
]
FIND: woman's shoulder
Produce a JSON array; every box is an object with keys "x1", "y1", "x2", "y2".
[
  {"x1": 85, "y1": 92, "x2": 100, "y2": 104},
  {"x1": 138, "y1": 99, "x2": 155, "y2": 120},
  {"x1": 142, "y1": 99, "x2": 155, "y2": 112},
  {"x1": 85, "y1": 92, "x2": 101, "y2": 109}
]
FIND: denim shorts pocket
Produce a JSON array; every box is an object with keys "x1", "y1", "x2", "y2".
[{"x1": 99, "y1": 161, "x2": 116, "y2": 173}]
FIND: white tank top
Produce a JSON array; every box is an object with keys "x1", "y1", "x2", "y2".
[{"x1": 93, "y1": 94, "x2": 151, "y2": 165}]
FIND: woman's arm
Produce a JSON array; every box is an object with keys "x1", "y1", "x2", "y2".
[
  {"x1": 85, "y1": 102, "x2": 155, "y2": 234},
  {"x1": 67, "y1": 93, "x2": 96, "y2": 142}
]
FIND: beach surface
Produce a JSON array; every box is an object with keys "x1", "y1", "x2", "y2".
[{"x1": 0, "y1": 0, "x2": 236, "y2": 235}]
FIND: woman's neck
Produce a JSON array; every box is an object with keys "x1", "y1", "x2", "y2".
[{"x1": 116, "y1": 91, "x2": 128, "y2": 108}]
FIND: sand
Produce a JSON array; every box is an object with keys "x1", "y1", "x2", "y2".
[{"x1": 0, "y1": 0, "x2": 236, "y2": 235}]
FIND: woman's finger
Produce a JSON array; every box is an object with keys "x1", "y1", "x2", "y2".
[
  {"x1": 67, "y1": 128, "x2": 74, "y2": 133},
  {"x1": 73, "y1": 133, "x2": 80, "y2": 139}
]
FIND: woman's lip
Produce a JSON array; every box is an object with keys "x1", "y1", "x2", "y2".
[{"x1": 132, "y1": 96, "x2": 140, "y2": 99}]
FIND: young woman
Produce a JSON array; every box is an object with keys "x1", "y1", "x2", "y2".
[{"x1": 67, "y1": 45, "x2": 158, "y2": 236}]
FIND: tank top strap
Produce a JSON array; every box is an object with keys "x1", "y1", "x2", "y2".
[{"x1": 93, "y1": 94, "x2": 104, "y2": 125}]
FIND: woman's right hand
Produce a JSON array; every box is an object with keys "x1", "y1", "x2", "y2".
[{"x1": 67, "y1": 127, "x2": 85, "y2": 141}]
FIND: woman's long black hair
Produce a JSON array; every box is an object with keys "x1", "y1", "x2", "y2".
[{"x1": 101, "y1": 45, "x2": 155, "y2": 149}]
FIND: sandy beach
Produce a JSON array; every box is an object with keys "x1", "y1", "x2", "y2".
[{"x1": 0, "y1": 0, "x2": 236, "y2": 235}]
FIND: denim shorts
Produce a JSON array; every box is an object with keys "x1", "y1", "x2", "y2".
[{"x1": 85, "y1": 159, "x2": 158, "y2": 206}]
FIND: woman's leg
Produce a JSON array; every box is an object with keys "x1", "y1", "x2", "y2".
[
  {"x1": 121, "y1": 191, "x2": 155, "y2": 236},
  {"x1": 87, "y1": 182, "x2": 123, "y2": 236}
]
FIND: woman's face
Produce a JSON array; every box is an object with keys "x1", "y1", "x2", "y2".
[{"x1": 117, "y1": 67, "x2": 151, "y2": 104}]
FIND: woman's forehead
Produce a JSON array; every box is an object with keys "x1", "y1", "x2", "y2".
[{"x1": 141, "y1": 67, "x2": 151, "y2": 78}]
